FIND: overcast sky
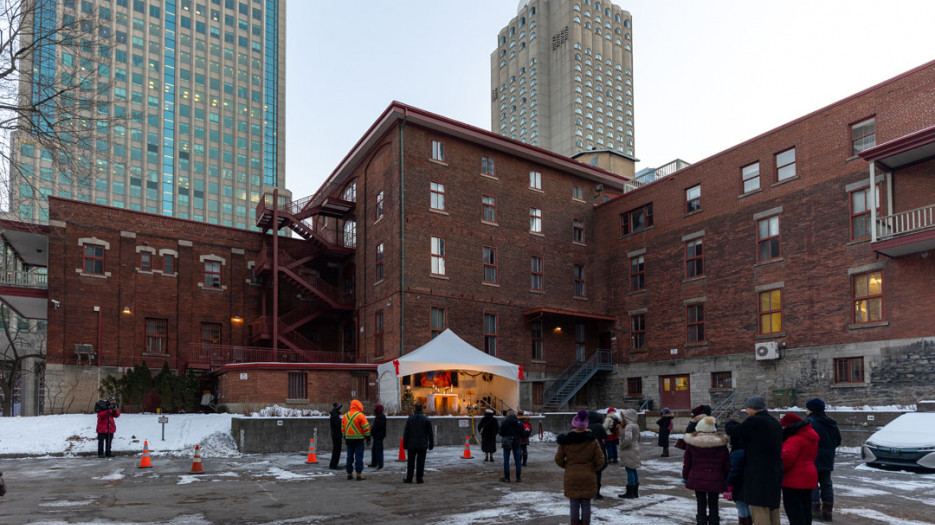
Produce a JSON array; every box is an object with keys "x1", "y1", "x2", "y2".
[{"x1": 284, "y1": 1, "x2": 935, "y2": 199}]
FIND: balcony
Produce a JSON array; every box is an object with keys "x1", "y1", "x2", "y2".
[
  {"x1": 185, "y1": 343, "x2": 355, "y2": 370},
  {"x1": 873, "y1": 205, "x2": 935, "y2": 257}
]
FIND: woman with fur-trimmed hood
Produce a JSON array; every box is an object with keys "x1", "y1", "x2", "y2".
[
  {"x1": 617, "y1": 408, "x2": 642, "y2": 499},
  {"x1": 682, "y1": 416, "x2": 730, "y2": 525},
  {"x1": 555, "y1": 410, "x2": 606, "y2": 525}
]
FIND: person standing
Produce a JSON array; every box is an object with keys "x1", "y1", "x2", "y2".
[
  {"x1": 368, "y1": 403, "x2": 386, "y2": 470},
  {"x1": 725, "y1": 420, "x2": 752, "y2": 525},
  {"x1": 478, "y1": 408, "x2": 500, "y2": 462},
  {"x1": 95, "y1": 397, "x2": 120, "y2": 458},
  {"x1": 780, "y1": 413, "x2": 819, "y2": 525},
  {"x1": 682, "y1": 416, "x2": 730, "y2": 525},
  {"x1": 555, "y1": 410, "x2": 605, "y2": 525},
  {"x1": 603, "y1": 408, "x2": 622, "y2": 464},
  {"x1": 499, "y1": 409, "x2": 524, "y2": 483},
  {"x1": 657, "y1": 408, "x2": 674, "y2": 457},
  {"x1": 341, "y1": 399, "x2": 371, "y2": 480},
  {"x1": 402, "y1": 403, "x2": 434, "y2": 484},
  {"x1": 806, "y1": 398, "x2": 841, "y2": 522},
  {"x1": 586, "y1": 410, "x2": 609, "y2": 499},
  {"x1": 617, "y1": 408, "x2": 642, "y2": 499},
  {"x1": 518, "y1": 410, "x2": 533, "y2": 466},
  {"x1": 328, "y1": 402, "x2": 343, "y2": 470},
  {"x1": 729, "y1": 395, "x2": 783, "y2": 525}
]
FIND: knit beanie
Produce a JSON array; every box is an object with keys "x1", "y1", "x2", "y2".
[
  {"x1": 572, "y1": 410, "x2": 589, "y2": 429},
  {"x1": 780, "y1": 413, "x2": 802, "y2": 427},
  {"x1": 690, "y1": 404, "x2": 706, "y2": 417},
  {"x1": 806, "y1": 398, "x2": 826, "y2": 412},
  {"x1": 744, "y1": 395, "x2": 767, "y2": 411},
  {"x1": 695, "y1": 416, "x2": 717, "y2": 433}
]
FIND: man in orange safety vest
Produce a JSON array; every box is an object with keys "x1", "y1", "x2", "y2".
[{"x1": 341, "y1": 399, "x2": 372, "y2": 480}]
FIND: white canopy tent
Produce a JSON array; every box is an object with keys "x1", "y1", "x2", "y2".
[{"x1": 377, "y1": 329, "x2": 522, "y2": 414}]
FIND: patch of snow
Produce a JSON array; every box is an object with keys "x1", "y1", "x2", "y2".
[
  {"x1": 838, "y1": 508, "x2": 934, "y2": 525},
  {"x1": 38, "y1": 498, "x2": 97, "y2": 507},
  {"x1": 91, "y1": 470, "x2": 125, "y2": 481}
]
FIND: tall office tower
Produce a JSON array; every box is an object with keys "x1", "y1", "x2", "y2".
[
  {"x1": 491, "y1": 0, "x2": 634, "y2": 160},
  {"x1": 10, "y1": 0, "x2": 286, "y2": 229}
]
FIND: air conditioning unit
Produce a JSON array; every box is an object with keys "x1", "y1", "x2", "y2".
[{"x1": 755, "y1": 342, "x2": 780, "y2": 361}]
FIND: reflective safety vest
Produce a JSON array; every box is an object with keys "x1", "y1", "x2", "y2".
[{"x1": 342, "y1": 411, "x2": 371, "y2": 440}]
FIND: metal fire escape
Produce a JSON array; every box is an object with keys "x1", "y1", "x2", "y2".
[
  {"x1": 253, "y1": 189, "x2": 356, "y2": 360},
  {"x1": 542, "y1": 349, "x2": 615, "y2": 410}
]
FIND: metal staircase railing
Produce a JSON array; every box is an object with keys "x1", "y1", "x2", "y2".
[
  {"x1": 711, "y1": 391, "x2": 737, "y2": 421},
  {"x1": 543, "y1": 349, "x2": 614, "y2": 410}
]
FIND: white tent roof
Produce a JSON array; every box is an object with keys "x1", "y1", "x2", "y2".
[{"x1": 380, "y1": 329, "x2": 520, "y2": 379}]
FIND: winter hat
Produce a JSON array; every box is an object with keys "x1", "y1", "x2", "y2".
[
  {"x1": 485, "y1": 408, "x2": 494, "y2": 414},
  {"x1": 744, "y1": 395, "x2": 767, "y2": 411},
  {"x1": 332, "y1": 402, "x2": 342, "y2": 410},
  {"x1": 780, "y1": 413, "x2": 802, "y2": 427},
  {"x1": 806, "y1": 398, "x2": 826, "y2": 412},
  {"x1": 661, "y1": 408, "x2": 672, "y2": 414},
  {"x1": 374, "y1": 404, "x2": 384, "y2": 415},
  {"x1": 572, "y1": 410, "x2": 589, "y2": 429},
  {"x1": 690, "y1": 405, "x2": 706, "y2": 417},
  {"x1": 695, "y1": 416, "x2": 717, "y2": 433},
  {"x1": 607, "y1": 407, "x2": 617, "y2": 413}
]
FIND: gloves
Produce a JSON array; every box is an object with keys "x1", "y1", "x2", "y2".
[
  {"x1": 723, "y1": 487, "x2": 734, "y2": 501},
  {"x1": 365, "y1": 437, "x2": 372, "y2": 446}
]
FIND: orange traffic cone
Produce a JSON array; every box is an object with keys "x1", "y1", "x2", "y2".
[
  {"x1": 138, "y1": 440, "x2": 152, "y2": 468},
  {"x1": 305, "y1": 438, "x2": 318, "y2": 464},
  {"x1": 396, "y1": 437, "x2": 407, "y2": 462},
  {"x1": 461, "y1": 435, "x2": 473, "y2": 459},
  {"x1": 190, "y1": 445, "x2": 203, "y2": 474}
]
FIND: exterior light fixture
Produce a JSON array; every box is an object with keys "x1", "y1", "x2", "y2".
[
  {"x1": 231, "y1": 316, "x2": 243, "y2": 323},
  {"x1": 122, "y1": 306, "x2": 132, "y2": 315}
]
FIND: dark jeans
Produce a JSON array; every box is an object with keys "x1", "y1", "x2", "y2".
[
  {"x1": 345, "y1": 440, "x2": 365, "y2": 473},
  {"x1": 503, "y1": 444, "x2": 522, "y2": 479},
  {"x1": 783, "y1": 487, "x2": 813, "y2": 525},
  {"x1": 405, "y1": 447, "x2": 427, "y2": 482},
  {"x1": 812, "y1": 470, "x2": 833, "y2": 503},
  {"x1": 695, "y1": 491, "x2": 719, "y2": 521},
  {"x1": 370, "y1": 438, "x2": 384, "y2": 468},
  {"x1": 329, "y1": 436, "x2": 342, "y2": 469},
  {"x1": 604, "y1": 440, "x2": 618, "y2": 461},
  {"x1": 570, "y1": 498, "x2": 592, "y2": 522},
  {"x1": 97, "y1": 433, "x2": 113, "y2": 457}
]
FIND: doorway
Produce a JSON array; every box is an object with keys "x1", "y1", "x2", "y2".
[{"x1": 659, "y1": 374, "x2": 691, "y2": 410}]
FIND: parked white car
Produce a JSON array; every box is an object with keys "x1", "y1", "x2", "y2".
[{"x1": 862, "y1": 412, "x2": 935, "y2": 471}]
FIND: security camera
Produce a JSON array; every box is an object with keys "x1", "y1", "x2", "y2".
[{"x1": 50, "y1": 299, "x2": 60, "y2": 308}]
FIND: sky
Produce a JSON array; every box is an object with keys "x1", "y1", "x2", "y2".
[{"x1": 283, "y1": 1, "x2": 935, "y2": 199}]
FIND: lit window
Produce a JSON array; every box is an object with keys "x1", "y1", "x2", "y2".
[
  {"x1": 757, "y1": 216, "x2": 781, "y2": 262},
  {"x1": 758, "y1": 289, "x2": 782, "y2": 335},
  {"x1": 430, "y1": 182, "x2": 446, "y2": 211},
  {"x1": 431, "y1": 306, "x2": 446, "y2": 338},
  {"x1": 630, "y1": 314, "x2": 645, "y2": 350},
  {"x1": 146, "y1": 318, "x2": 168, "y2": 353},
  {"x1": 529, "y1": 208, "x2": 542, "y2": 233},
  {"x1": 140, "y1": 252, "x2": 152, "y2": 271},
  {"x1": 530, "y1": 256, "x2": 543, "y2": 291},
  {"x1": 481, "y1": 155, "x2": 495, "y2": 176},
  {"x1": 204, "y1": 261, "x2": 221, "y2": 288},
  {"x1": 529, "y1": 170, "x2": 542, "y2": 190},
  {"x1": 573, "y1": 218, "x2": 585, "y2": 244},
  {"x1": 853, "y1": 271, "x2": 883, "y2": 324},
  {"x1": 776, "y1": 148, "x2": 796, "y2": 181},
  {"x1": 834, "y1": 356, "x2": 864, "y2": 384},
  {"x1": 742, "y1": 162, "x2": 760, "y2": 193},
  {"x1": 687, "y1": 304, "x2": 705, "y2": 343},
  {"x1": 83, "y1": 244, "x2": 105, "y2": 274},
  {"x1": 430, "y1": 237, "x2": 446, "y2": 276},
  {"x1": 630, "y1": 255, "x2": 644, "y2": 291},
  {"x1": 375, "y1": 243, "x2": 384, "y2": 282},
  {"x1": 686, "y1": 185, "x2": 700, "y2": 212},
  {"x1": 851, "y1": 118, "x2": 875, "y2": 155},
  {"x1": 484, "y1": 312, "x2": 497, "y2": 355},
  {"x1": 685, "y1": 238, "x2": 703, "y2": 278},
  {"x1": 482, "y1": 195, "x2": 497, "y2": 223},
  {"x1": 483, "y1": 246, "x2": 497, "y2": 284},
  {"x1": 431, "y1": 140, "x2": 445, "y2": 161},
  {"x1": 573, "y1": 264, "x2": 586, "y2": 297}
]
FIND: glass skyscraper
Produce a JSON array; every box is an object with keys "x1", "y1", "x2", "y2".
[{"x1": 11, "y1": 0, "x2": 286, "y2": 229}]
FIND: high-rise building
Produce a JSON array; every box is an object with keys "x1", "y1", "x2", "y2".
[
  {"x1": 10, "y1": 0, "x2": 286, "y2": 229},
  {"x1": 491, "y1": 0, "x2": 634, "y2": 160}
]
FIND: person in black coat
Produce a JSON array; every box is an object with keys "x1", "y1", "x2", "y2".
[
  {"x1": 725, "y1": 420, "x2": 752, "y2": 525},
  {"x1": 806, "y1": 398, "x2": 841, "y2": 522},
  {"x1": 656, "y1": 408, "x2": 674, "y2": 457},
  {"x1": 728, "y1": 395, "x2": 782, "y2": 525},
  {"x1": 587, "y1": 410, "x2": 609, "y2": 499},
  {"x1": 499, "y1": 409, "x2": 525, "y2": 482},
  {"x1": 328, "y1": 402, "x2": 343, "y2": 470},
  {"x1": 402, "y1": 403, "x2": 434, "y2": 484},
  {"x1": 478, "y1": 409, "x2": 500, "y2": 462},
  {"x1": 368, "y1": 403, "x2": 387, "y2": 470}
]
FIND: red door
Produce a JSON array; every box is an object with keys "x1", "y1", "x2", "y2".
[{"x1": 659, "y1": 374, "x2": 691, "y2": 410}]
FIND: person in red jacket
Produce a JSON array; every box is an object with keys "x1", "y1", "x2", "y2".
[
  {"x1": 95, "y1": 397, "x2": 120, "y2": 458},
  {"x1": 780, "y1": 413, "x2": 819, "y2": 525}
]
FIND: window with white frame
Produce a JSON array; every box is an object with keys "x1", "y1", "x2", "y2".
[
  {"x1": 430, "y1": 182, "x2": 446, "y2": 211},
  {"x1": 529, "y1": 208, "x2": 542, "y2": 233},
  {"x1": 431, "y1": 237, "x2": 446, "y2": 276},
  {"x1": 851, "y1": 118, "x2": 875, "y2": 155},
  {"x1": 529, "y1": 170, "x2": 542, "y2": 190},
  {"x1": 375, "y1": 190, "x2": 384, "y2": 220},
  {"x1": 431, "y1": 140, "x2": 445, "y2": 161}
]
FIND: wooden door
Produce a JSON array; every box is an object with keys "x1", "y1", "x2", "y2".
[{"x1": 659, "y1": 374, "x2": 691, "y2": 410}]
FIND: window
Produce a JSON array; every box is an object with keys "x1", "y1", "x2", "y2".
[
  {"x1": 484, "y1": 312, "x2": 497, "y2": 355},
  {"x1": 430, "y1": 182, "x2": 446, "y2": 211},
  {"x1": 685, "y1": 238, "x2": 703, "y2": 278},
  {"x1": 530, "y1": 256, "x2": 543, "y2": 291},
  {"x1": 573, "y1": 264, "x2": 586, "y2": 297},
  {"x1": 140, "y1": 252, "x2": 152, "y2": 271},
  {"x1": 685, "y1": 185, "x2": 701, "y2": 212},
  {"x1": 201, "y1": 322, "x2": 221, "y2": 345},
  {"x1": 375, "y1": 191, "x2": 384, "y2": 220},
  {"x1": 481, "y1": 155, "x2": 495, "y2": 176},
  {"x1": 850, "y1": 185, "x2": 880, "y2": 241},
  {"x1": 758, "y1": 289, "x2": 782, "y2": 335},
  {"x1": 627, "y1": 377, "x2": 643, "y2": 396},
  {"x1": 430, "y1": 237, "x2": 446, "y2": 276},
  {"x1": 574, "y1": 323, "x2": 586, "y2": 361},
  {"x1": 711, "y1": 371, "x2": 732, "y2": 389},
  {"x1": 529, "y1": 170, "x2": 542, "y2": 190},
  {"x1": 83, "y1": 244, "x2": 105, "y2": 274},
  {"x1": 757, "y1": 215, "x2": 781, "y2": 262},
  {"x1": 164, "y1": 254, "x2": 175, "y2": 274},
  {"x1": 204, "y1": 261, "x2": 221, "y2": 288},
  {"x1": 834, "y1": 356, "x2": 864, "y2": 384},
  {"x1": 572, "y1": 186, "x2": 584, "y2": 200},
  {"x1": 687, "y1": 304, "x2": 705, "y2": 343},
  {"x1": 374, "y1": 311, "x2": 384, "y2": 356},
  {"x1": 145, "y1": 318, "x2": 168, "y2": 353},
  {"x1": 483, "y1": 246, "x2": 498, "y2": 284},
  {"x1": 742, "y1": 162, "x2": 760, "y2": 193},
  {"x1": 630, "y1": 255, "x2": 645, "y2": 291},
  {"x1": 776, "y1": 148, "x2": 796, "y2": 181},
  {"x1": 375, "y1": 243, "x2": 384, "y2": 281},
  {"x1": 531, "y1": 319, "x2": 543, "y2": 359},
  {"x1": 288, "y1": 372, "x2": 307, "y2": 399},
  {"x1": 529, "y1": 208, "x2": 542, "y2": 233},
  {"x1": 630, "y1": 314, "x2": 645, "y2": 350},
  {"x1": 851, "y1": 118, "x2": 875, "y2": 155},
  {"x1": 482, "y1": 195, "x2": 497, "y2": 223},
  {"x1": 853, "y1": 271, "x2": 883, "y2": 324},
  {"x1": 573, "y1": 218, "x2": 585, "y2": 243},
  {"x1": 431, "y1": 140, "x2": 445, "y2": 161},
  {"x1": 620, "y1": 203, "x2": 653, "y2": 235},
  {"x1": 342, "y1": 181, "x2": 357, "y2": 202},
  {"x1": 431, "y1": 306, "x2": 446, "y2": 338}
]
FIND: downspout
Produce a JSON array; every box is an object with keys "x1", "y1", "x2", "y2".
[
  {"x1": 272, "y1": 189, "x2": 280, "y2": 359},
  {"x1": 398, "y1": 112, "x2": 407, "y2": 358}
]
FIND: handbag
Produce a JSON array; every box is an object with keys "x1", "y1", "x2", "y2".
[{"x1": 674, "y1": 437, "x2": 687, "y2": 450}]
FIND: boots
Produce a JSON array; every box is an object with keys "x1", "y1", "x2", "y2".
[
  {"x1": 696, "y1": 514, "x2": 708, "y2": 525},
  {"x1": 618, "y1": 484, "x2": 638, "y2": 499},
  {"x1": 812, "y1": 502, "x2": 823, "y2": 521},
  {"x1": 356, "y1": 472, "x2": 365, "y2": 481},
  {"x1": 661, "y1": 446, "x2": 670, "y2": 457},
  {"x1": 821, "y1": 501, "x2": 834, "y2": 522},
  {"x1": 632, "y1": 483, "x2": 639, "y2": 498}
]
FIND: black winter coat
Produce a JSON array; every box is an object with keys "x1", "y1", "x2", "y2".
[
  {"x1": 499, "y1": 414, "x2": 524, "y2": 449},
  {"x1": 403, "y1": 410, "x2": 434, "y2": 450},
  {"x1": 727, "y1": 448, "x2": 746, "y2": 502},
  {"x1": 371, "y1": 413, "x2": 387, "y2": 441},
  {"x1": 808, "y1": 413, "x2": 841, "y2": 472},
  {"x1": 729, "y1": 410, "x2": 783, "y2": 509},
  {"x1": 479, "y1": 413, "x2": 500, "y2": 453},
  {"x1": 656, "y1": 415, "x2": 674, "y2": 447},
  {"x1": 329, "y1": 407, "x2": 342, "y2": 439}
]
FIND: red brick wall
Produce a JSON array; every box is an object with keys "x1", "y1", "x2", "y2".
[{"x1": 217, "y1": 366, "x2": 376, "y2": 409}]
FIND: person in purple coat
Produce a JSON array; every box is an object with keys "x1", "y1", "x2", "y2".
[{"x1": 682, "y1": 416, "x2": 730, "y2": 525}]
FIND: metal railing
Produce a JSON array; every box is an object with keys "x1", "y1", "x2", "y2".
[
  {"x1": 0, "y1": 271, "x2": 48, "y2": 288},
  {"x1": 186, "y1": 343, "x2": 354, "y2": 367},
  {"x1": 876, "y1": 204, "x2": 935, "y2": 240},
  {"x1": 543, "y1": 349, "x2": 614, "y2": 409}
]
